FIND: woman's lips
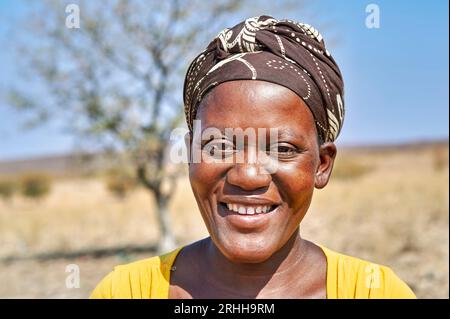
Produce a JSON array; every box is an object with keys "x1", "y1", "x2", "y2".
[
  {"x1": 217, "y1": 201, "x2": 280, "y2": 231},
  {"x1": 221, "y1": 202, "x2": 277, "y2": 215}
]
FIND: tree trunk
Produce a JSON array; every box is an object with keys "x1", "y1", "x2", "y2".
[{"x1": 154, "y1": 194, "x2": 177, "y2": 253}]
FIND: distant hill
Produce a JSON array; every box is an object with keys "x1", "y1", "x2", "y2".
[
  {"x1": 0, "y1": 152, "x2": 109, "y2": 177},
  {"x1": 337, "y1": 139, "x2": 449, "y2": 153},
  {"x1": 0, "y1": 139, "x2": 448, "y2": 177}
]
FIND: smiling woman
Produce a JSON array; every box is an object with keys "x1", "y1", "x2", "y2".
[{"x1": 90, "y1": 16, "x2": 416, "y2": 299}]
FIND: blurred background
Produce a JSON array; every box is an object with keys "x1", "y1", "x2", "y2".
[{"x1": 0, "y1": 0, "x2": 448, "y2": 298}]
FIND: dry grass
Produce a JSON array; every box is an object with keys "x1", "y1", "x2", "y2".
[{"x1": 0, "y1": 144, "x2": 448, "y2": 298}]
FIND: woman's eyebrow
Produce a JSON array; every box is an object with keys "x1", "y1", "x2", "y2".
[
  {"x1": 199, "y1": 127, "x2": 227, "y2": 143},
  {"x1": 200, "y1": 127, "x2": 225, "y2": 136},
  {"x1": 275, "y1": 129, "x2": 306, "y2": 142},
  {"x1": 198, "y1": 127, "x2": 307, "y2": 141}
]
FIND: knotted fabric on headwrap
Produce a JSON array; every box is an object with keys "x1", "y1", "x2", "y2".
[{"x1": 183, "y1": 15, "x2": 345, "y2": 142}]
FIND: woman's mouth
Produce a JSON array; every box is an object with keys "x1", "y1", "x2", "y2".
[
  {"x1": 217, "y1": 201, "x2": 280, "y2": 231},
  {"x1": 219, "y1": 202, "x2": 278, "y2": 215}
]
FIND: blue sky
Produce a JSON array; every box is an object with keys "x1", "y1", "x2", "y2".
[{"x1": 0, "y1": 0, "x2": 448, "y2": 160}]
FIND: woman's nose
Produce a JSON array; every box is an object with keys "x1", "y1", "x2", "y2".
[{"x1": 226, "y1": 162, "x2": 272, "y2": 191}]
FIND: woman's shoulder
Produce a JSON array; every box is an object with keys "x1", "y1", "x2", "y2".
[
  {"x1": 318, "y1": 244, "x2": 416, "y2": 299},
  {"x1": 89, "y1": 246, "x2": 184, "y2": 299}
]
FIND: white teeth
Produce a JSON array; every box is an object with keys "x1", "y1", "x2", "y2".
[{"x1": 224, "y1": 203, "x2": 276, "y2": 215}]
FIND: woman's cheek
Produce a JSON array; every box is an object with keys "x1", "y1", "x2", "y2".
[
  {"x1": 275, "y1": 161, "x2": 317, "y2": 210},
  {"x1": 189, "y1": 163, "x2": 218, "y2": 233},
  {"x1": 189, "y1": 162, "x2": 229, "y2": 212},
  {"x1": 189, "y1": 163, "x2": 215, "y2": 191}
]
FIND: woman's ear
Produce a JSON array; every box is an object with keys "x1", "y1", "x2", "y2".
[{"x1": 315, "y1": 142, "x2": 337, "y2": 189}]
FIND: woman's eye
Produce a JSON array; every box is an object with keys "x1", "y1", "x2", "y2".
[
  {"x1": 203, "y1": 140, "x2": 235, "y2": 158},
  {"x1": 277, "y1": 146, "x2": 294, "y2": 153},
  {"x1": 269, "y1": 144, "x2": 299, "y2": 157}
]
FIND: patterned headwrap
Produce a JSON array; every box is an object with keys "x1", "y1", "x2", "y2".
[{"x1": 183, "y1": 15, "x2": 345, "y2": 142}]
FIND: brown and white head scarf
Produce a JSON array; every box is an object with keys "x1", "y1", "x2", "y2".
[{"x1": 183, "y1": 15, "x2": 345, "y2": 143}]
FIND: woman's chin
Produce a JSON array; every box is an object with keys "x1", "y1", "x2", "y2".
[{"x1": 216, "y1": 237, "x2": 277, "y2": 264}]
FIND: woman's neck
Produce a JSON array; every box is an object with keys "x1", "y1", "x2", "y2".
[{"x1": 201, "y1": 229, "x2": 311, "y2": 297}]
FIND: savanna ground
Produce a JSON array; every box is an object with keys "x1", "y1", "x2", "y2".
[{"x1": 0, "y1": 143, "x2": 448, "y2": 298}]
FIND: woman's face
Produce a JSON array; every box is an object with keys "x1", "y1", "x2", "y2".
[{"x1": 188, "y1": 80, "x2": 336, "y2": 263}]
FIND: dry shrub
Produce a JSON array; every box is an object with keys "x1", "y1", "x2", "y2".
[
  {"x1": 432, "y1": 146, "x2": 449, "y2": 171},
  {"x1": 19, "y1": 173, "x2": 52, "y2": 200},
  {"x1": 105, "y1": 169, "x2": 136, "y2": 199},
  {"x1": 0, "y1": 178, "x2": 16, "y2": 201},
  {"x1": 332, "y1": 157, "x2": 373, "y2": 180}
]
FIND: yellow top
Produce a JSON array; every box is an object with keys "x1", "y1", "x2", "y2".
[{"x1": 90, "y1": 244, "x2": 416, "y2": 299}]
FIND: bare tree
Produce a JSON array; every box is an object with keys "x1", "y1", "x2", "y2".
[
  {"x1": 7, "y1": 0, "x2": 243, "y2": 252},
  {"x1": 6, "y1": 0, "x2": 314, "y2": 252}
]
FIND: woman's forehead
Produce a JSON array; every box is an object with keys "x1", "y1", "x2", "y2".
[{"x1": 197, "y1": 80, "x2": 316, "y2": 132}]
